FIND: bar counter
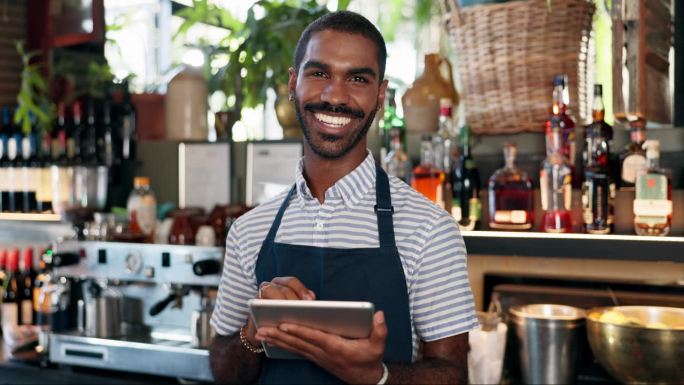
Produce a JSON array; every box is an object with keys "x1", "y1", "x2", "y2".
[{"x1": 0, "y1": 340, "x2": 187, "y2": 384}]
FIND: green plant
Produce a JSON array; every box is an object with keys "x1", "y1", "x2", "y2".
[
  {"x1": 174, "y1": 0, "x2": 349, "y2": 114},
  {"x1": 14, "y1": 41, "x2": 54, "y2": 134}
]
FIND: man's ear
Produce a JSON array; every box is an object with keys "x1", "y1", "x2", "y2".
[
  {"x1": 377, "y1": 79, "x2": 389, "y2": 109},
  {"x1": 288, "y1": 67, "x2": 297, "y2": 100}
]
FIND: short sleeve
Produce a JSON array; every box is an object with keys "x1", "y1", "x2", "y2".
[
  {"x1": 411, "y1": 214, "x2": 479, "y2": 341},
  {"x1": 209, "y1": 221, "x2": 258, "y2": 336}
]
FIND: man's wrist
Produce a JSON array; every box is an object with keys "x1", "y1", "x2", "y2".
[{"x1": 239, "y1": 324, "x2": 264, "y2": 354}]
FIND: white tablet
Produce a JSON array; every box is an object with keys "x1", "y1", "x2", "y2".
[{"x1": 248, "y1": 299, "x2": 375, "y2": 359}]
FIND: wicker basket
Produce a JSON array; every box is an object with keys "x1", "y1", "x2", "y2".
[{"x1": 442, "y1": 0, "x2": 595, "y2": 135}]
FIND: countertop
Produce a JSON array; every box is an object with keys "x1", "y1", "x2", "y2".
[{"x1": 0, "y1": 340, "x2": 191, "y2": 385}]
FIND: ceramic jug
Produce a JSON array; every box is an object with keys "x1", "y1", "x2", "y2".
[
  {"x1": 165, "y1": 67, "x2": 208, "y2": 140},
  {"x1": 402, "y1": 53, "x2": 459, "y2": 134}
]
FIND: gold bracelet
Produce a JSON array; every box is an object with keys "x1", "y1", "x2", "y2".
[{"x1": 239, "y1": 325, "x2": 264, "y2": 354}]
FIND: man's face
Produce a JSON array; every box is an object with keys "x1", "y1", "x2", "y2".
[{"x1": 289, "y1": 30, "x2": 387, "y2": 160}]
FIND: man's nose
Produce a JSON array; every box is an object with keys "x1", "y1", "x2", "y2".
[{"x1": 320, "y1": 79, "x2": 350, "y2": 106}]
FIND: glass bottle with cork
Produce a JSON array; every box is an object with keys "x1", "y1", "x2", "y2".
[
  {"x1": 127, "y1": 176, "x2": 157, "y2": 242},
  {"x1": 488, "y1": 143, "x2": 534, "y2": 230},
  {"x1": 633, "y1": 140, "x2": 672, "y2": 236},
  {"x1": 581, "y1": 84, "x2": 615, "y2": 234},
  {"x1": 540, "y1": 116, "x2": 573, "y2": 233}
]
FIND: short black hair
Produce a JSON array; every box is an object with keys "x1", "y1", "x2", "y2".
[{"x1": 294, "y1": 11, "x2": 387, "y2": 81}]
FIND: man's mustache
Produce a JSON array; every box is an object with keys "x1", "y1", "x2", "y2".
[{"x1": 303, "y1": 102, "x2": 365, "y2": 118}]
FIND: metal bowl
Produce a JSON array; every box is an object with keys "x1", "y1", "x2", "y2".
[{"x1": 586, "y1": 306, "x2": 684, "y2": 384}]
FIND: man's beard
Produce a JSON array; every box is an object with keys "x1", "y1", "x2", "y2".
[{"x1": 294, "y1": 97, "x2": 377, "y2": 160}]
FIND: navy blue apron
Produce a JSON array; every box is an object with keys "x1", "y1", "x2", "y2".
[{"x1": 255, "y1": 164, "x2": 413, "y2": 384}]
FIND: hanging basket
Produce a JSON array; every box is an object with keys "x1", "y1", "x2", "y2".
[{"x1": 442, "y1": 0, "x2": 595, "y2": 135}]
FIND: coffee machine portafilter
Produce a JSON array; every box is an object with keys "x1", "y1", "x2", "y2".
[{"x1": 45, "y1": 240, "x2": 224, "y2": 382}]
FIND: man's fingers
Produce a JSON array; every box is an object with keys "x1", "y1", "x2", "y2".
[
  {"x1": 272, "y1": 277, "x2": 315, "y2": 300},
  {"x1": 369, "y1": 311, "x2": 388, "y2": 347},
  {"x1": 259, "y1": 327, "x2": 326, "y2": 359},
  {"x1": 258, "y1": 282, "x2": 300, "y2": 300}
]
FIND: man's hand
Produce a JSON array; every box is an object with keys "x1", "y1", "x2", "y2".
[
  {"x1": 255, "y1": 310, "x2": 387, "y2": 384},
  {"x1": 245, "y1": 276, "x2": 316, "y2": 346}
]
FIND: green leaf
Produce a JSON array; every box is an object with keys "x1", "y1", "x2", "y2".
[{"x1": 337, "y1": 0, "x2": 351, "y2": 10}]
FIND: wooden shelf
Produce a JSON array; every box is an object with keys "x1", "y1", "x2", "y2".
[
  {"x1": 0, "y1": 213, "x2": 62, "y2": 222},
  {"x1": 461, "y1": 230, "x2": 684, "y2": 263}
]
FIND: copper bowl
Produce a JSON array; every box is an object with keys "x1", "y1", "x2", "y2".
[{"x1": 586, "y1": 306, "x2": 684, "y2": 384}]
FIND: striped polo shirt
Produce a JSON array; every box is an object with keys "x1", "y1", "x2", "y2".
[{"x1": 210, "y1": 151, "x2": 478, "y2": 361}]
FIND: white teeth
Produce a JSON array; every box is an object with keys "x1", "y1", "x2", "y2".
[{"x1": 314, "y1": 113, "x2": 351, "y2": 126}]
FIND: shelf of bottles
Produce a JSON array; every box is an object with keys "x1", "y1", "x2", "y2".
[
  {"x1": 379, "y1": 76, "x2": 676, "y2": 249},
  {"x1": 0, "y1": 83, "x2": 136, "y2": 222}
]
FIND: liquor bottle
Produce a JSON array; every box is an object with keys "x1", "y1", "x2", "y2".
[
  {"x1": 581, "y1": 85, "x2": 615, "y2": 234},
  {"x1": 33, "y1": 250, "x2": 50, "y2": 326},
  {"x1": 18, "y1": 247, "x2": 35, "y2": 325},
  {"x1": 1, "y1": 249, "x2": 21, "y2": 327},
  {"x1": 19, "y1": 118, "x2": 38, "y2": 213},
  {"x1": 121, "y1": 82, "x2": 136, "y2": 161},
  {"x1": 0, "y1": 106, "x2": 9, "y2": 212},
  {"x1": 618, "y1": 120, "x2": 647, "y2": 190},
  {"x1": 68, "y1": 101, "x2": 84, "y2": 166},
  {"x1": 633, "y1": 140, "x2": 672, "y2": 236},
  {"x1": 411, "y1": 135, "x2": 445, "y2": 204},
  {"x1": 36, "y1": 130, "x2": 53, "y2": 212},
  {"x1": 546, "y1": 75, "x2": 576, "y2": 174},
  {"x1": 379, "y1": 88, "x2": 405, "y2": 167},
  {"x1": 452, "y1": 125, "x2": 481, "y2": 230},
  {"x1": 51, "y1": 103, "x2": 72, "y2": 215},
  {"x1": 102, "y1": 97, "x2": 114, "y2": 168},
  {"x1": 383, "y1": 127, "x2": 411, "y2": 183},
  {"x1": 582, "y1": 85, "x2": 613, "y2": 170},
  {"x1": 434, "y1": 98, "x2": 457, "y2": 212},
  {"x1": 127, "y1": 176, "x2": 158, "y2": 241},
  {"x1": 70, "y1": 101, "x2": 86, "y2": 208},
  {"x1": 488, "y1": 143, "x2": 534, "y2": 230},
  {"x1": 6, "y1": 107, "x2": 21, "y2": 213},
  {"x1": 0, "y1": 249, "x2": 6, "y2": 291},
  {"x1": 540, "y1": 116, "x2": 573, "y2": 233},
  {"x1": 433, "y1": 98, "x2": 455, "y2": 173}
]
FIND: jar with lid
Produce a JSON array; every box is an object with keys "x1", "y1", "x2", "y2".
[{"x1": 127, "y1": 177, "x2": 157, "y2": 241}]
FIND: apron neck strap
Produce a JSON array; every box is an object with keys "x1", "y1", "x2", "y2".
[
  {"x1": 374, "y1": 164, "x2": 396, "y2": 248},
  {"x1": 264, "y1": 185, "x2": 296, "y2": 242}
]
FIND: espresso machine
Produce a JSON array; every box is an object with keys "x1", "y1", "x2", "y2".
[{"x1": 46, "y1": 240, "x2": 224, "y2": 382}]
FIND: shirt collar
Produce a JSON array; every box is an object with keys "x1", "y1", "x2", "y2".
[{"x1": 294, "y1": 151, "x2": 376, "y2": 208}]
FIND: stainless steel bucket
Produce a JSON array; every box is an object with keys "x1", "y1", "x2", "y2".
[{"x1": 510, "y1": 304, "x2": 586, "y2": 384}]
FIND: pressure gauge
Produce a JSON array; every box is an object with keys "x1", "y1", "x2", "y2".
[{"x1": 125, "y1": 252, "x2": 143, "y2": 273}]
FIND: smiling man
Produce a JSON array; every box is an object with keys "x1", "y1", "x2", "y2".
[{"x1": 209, "y1": 11, "x2": 478, "y2": 385}]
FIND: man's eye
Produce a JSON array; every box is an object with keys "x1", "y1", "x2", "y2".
[
  {"x1": 350, "y1": 76, "x2": 368, "y2": 83},
  {"x1": 311, "y1": 71, "x2": 327, "y2": 78}
]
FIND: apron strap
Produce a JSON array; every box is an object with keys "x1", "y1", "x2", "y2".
[
  {"x1": 264, "y1": 184, "x2": 297, "y2": 242},
  {"x1": 374, "y1": 164, "x2": 395, "y2": 248}
]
